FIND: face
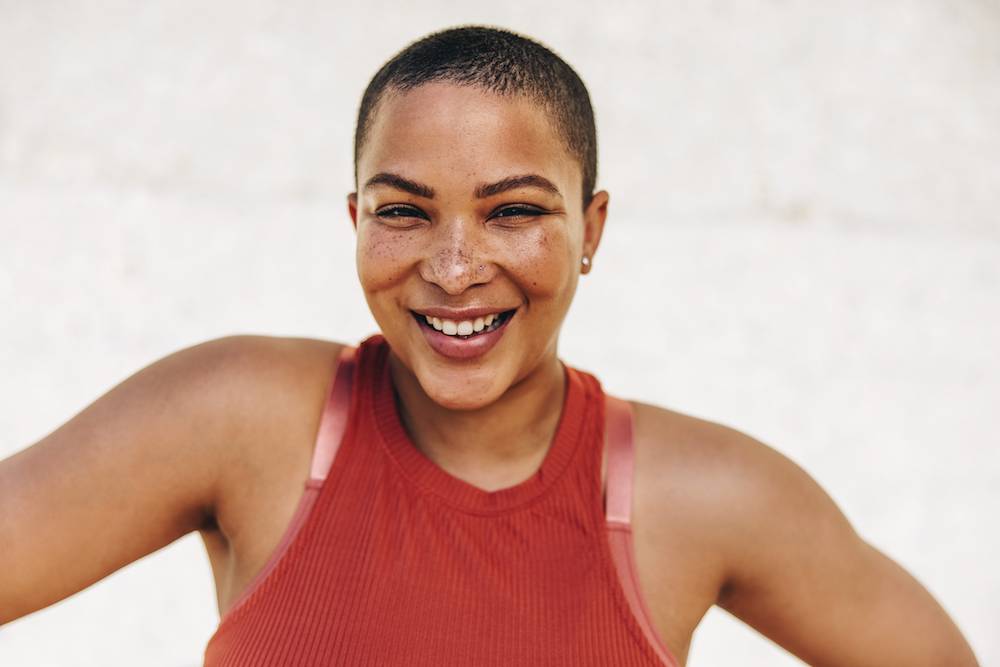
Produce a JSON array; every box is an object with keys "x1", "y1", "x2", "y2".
[{"x1": 349, "y1": 82, "x2": 608, "y2": 410}]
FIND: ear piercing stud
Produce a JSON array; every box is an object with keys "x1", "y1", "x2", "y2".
[{"x1": 581, "y1": 255, "x2": 591, "y2": 270}]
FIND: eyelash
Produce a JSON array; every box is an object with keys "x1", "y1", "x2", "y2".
[{"x1": 375, "y1": 205, "x2": 545, "y2": 222}]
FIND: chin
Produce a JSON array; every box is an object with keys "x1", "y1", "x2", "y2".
[
  {"x1": 425, "y1": 389, "x2": 500, "y2": 411},
  {"x1": 413, "y1": 360, "x2": 511, "y2": 412}
]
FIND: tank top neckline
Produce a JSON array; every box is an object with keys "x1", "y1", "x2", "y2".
[{"x1": 367, "y1": 335, "x2": 592, "y2": 516}]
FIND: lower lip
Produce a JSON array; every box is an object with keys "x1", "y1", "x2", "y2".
[{"x1": 414, "y1": 312, "x2": 514, "y2": 360}]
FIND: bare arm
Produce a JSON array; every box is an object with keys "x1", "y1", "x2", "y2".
[
  {"x1": 0, "y1": 336, "x2": 281, "y2": 623},
  {"x1": 714, "y1": 431, "x2": 979, "y2": 666}
]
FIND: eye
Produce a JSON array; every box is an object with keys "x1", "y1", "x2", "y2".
[
  {"x1": 490, "y1": 205, "x2": 546, "y2": 220},
  {"x1": 375, "y1": 204, "x2": 430, "y2": 229},
  {"x1": 376, "y1": 205, "x2": 426, "y2": 219}
]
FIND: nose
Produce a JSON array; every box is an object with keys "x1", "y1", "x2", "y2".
[{"x1": 419, "y1": 217, "x2": 494, "y2": 295}]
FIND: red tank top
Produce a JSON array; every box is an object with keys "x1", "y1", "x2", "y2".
[{"x1": 204, "y1": 335, "x2": 678, "y2": 666}]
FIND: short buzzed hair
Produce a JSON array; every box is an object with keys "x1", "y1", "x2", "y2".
[{"x1": 353, "y1": 25, "x2": 598, "y2": 209}]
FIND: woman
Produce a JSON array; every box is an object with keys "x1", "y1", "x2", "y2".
[{"x1": 0, "y1": 25, "x2": 979, "y2": 666}]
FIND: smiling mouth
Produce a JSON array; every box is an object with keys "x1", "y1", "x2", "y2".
[{"x1": 411, "y1": 309, "x2": 517, "y2": 339}]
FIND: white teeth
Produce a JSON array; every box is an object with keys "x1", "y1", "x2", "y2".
[{"x1": 421, "y1": 311, "x2": 508, "y2": 337}]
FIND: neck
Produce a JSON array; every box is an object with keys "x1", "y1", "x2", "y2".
[{"x1": 387, "y1": 349, "x2": 567, "y2": 492}]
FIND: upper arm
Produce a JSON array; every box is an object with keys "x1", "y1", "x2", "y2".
[
  {"x1": 711, "y1": 429, "x2": 978, "y2": 666},
  {"x1": 0, "y1": 336, "x2": 279, "y2": 623}
]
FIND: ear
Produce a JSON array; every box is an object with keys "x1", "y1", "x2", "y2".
[
  {"x1": 580, "y1": 190, "x2": 609, "y2": 274},
  {"x1": 347, "y1": 192, "x2": 359, "y2": 231}
]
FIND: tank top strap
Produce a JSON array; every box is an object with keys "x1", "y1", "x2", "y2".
[{"x1": 308, "y1": 344, "x2": 357, "y2": 486}]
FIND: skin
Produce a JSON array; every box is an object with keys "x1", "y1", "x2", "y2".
[{"x1": 0, "y1": 82, "x2": 980, "y2": 666}]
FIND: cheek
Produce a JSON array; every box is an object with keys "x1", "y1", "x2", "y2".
[
  {"x1": 501, "y1": 224, "x2": 575, "y2": 298},
  {"x1": 356, "y1": 224, "x2": 417, "y2": 291}
]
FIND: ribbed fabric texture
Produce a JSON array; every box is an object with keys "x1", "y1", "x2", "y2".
[{"x1": 204, "y1": 334, "x2": 667, "y2": 666}]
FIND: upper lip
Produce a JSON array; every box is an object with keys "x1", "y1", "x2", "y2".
[{"x1": 411, "y1": 306, "x2": 518, "y2": 320}]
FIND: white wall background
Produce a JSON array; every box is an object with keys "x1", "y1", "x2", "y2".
[{"x1": 1, "y1": 1, "x2": 998, "y2": 664}]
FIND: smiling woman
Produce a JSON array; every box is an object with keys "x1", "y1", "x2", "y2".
[
  {"x1": 350, "y1": 79, "x2": 603, "y2": 411},
  {"x1": 0, "y1": 24, "x2": 980, "y2": 667}
]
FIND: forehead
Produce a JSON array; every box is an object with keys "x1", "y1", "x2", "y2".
[{"x1": 359, "y1": 82, "x2": 580, "y2": 199}]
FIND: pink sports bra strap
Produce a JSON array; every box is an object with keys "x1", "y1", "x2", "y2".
[
  {"x1": 604, "y1": 394, "x2": 679, "y2": 667},
  {"x1": 604, "y1": 395, "x2": 635, "y2": 526},
  {"x1": 308, "y1": 345, "x2": 356, "y2": 484}
]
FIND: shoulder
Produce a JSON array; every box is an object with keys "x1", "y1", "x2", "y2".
[
  {"x1": 164, "y1": 334, "x2": 346, "y2": 407},
  {"x1": 630, "y1": 398, "x2": 832, "y2": 497},
  {"x1": 0, "y1": 335, "x2": 350, "y2": 621},
  {"x1": 165, "y1": 335, "x2": 349, "y2": 542},
  {"x1": 167, "y1": 334, "x2": 345, "y2": 389},
  {"x1": 106, "y1": 334, "x2": 350, "y2": 514},
  {"x1": 627, "y1": 400, "x2": 855, "y2": 581},
  {"x1": 166, "y1": 334, "x2": 347, "y2": 464},
  {"x1": 137, "y1": 335, "x2": 346, "y2": 449},
  {"x1": 629, "y1": 400, "x2": 798, "y2": 504},
  {"x1": 622, "y1": 406, "x2": 979, "y2": 665}
]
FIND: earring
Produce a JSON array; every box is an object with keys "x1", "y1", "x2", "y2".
[{"x1": 581, "y1": 255, "x2": 591, "y2": 271}]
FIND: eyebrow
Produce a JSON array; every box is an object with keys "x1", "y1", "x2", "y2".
[
  {"x1": 362, "y1": 172, "x2": 562, "y2": 200},
  {"x1": 475, "y1": 174, "x2": 562, "y2": 199},
  {"x1": 363, "y1": 172, "x2": 435, "y2": 198}
]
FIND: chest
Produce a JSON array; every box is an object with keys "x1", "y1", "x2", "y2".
[
  {"x1": 205, "y1": 461, "x2": 673, "y2": 666},
  {"x1": 202, "y1": 353, "x2": 724, "y2": 667}
]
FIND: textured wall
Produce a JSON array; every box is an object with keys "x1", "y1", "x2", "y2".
[{"x1": 1, "y1": 1, "x2": 998, "y2": 665}]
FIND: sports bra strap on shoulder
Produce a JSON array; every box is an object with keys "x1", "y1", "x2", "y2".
[
  {"x1": 603, "y1": 396, "x2": 680, "y2": 667},
  {"x1": 604, "y1": 394, "x2": 635, "y2": 527},
  {"x1": 308, "y1": 345, "x2": 357, "y2": 484}
]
